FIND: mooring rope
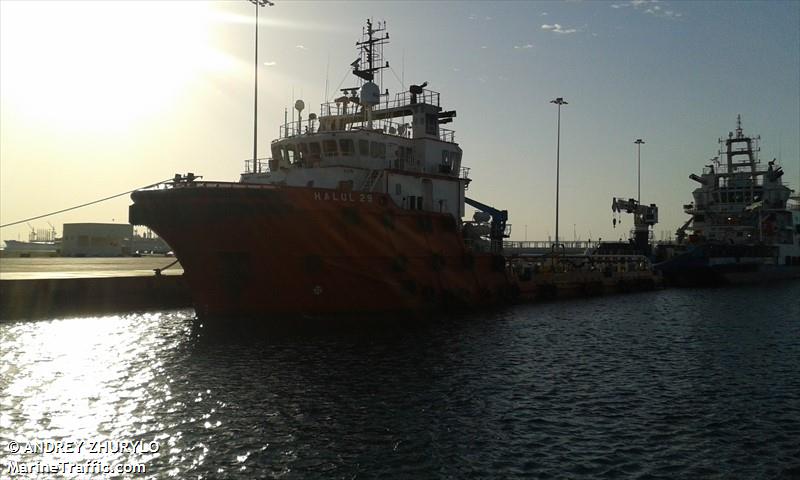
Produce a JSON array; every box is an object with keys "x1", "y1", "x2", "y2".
[
  {"x1": 0, "y1": 178, "x2": 173, "y2": 229},
  {"x1": 154, "y1": 258, "x2": 180, "y2": 276}
]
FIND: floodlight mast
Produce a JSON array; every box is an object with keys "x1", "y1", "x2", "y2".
[
  {"x1": 249, "y1": 0, "x2": 274, "y2": 173},
  {"x1": 550, "y1": 97, "x2": 568, "y2": 247},
  {"x1": 635, "y1": 138, "x2": 645, "y2": 206}
]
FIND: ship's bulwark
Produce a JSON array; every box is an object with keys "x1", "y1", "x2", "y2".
[{"x1": 130, "y1": 184, "x2": 513, "y2": 319}]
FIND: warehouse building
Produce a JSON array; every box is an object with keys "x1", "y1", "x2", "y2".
[{"x1": 62, "y1": 223, "x2": 133, "y2": 257}]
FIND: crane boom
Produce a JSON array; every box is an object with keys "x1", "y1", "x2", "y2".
[
  {"x1": 611, "y1": 197, "x2": 659, "y2": 255},
  {"x1": 465, "y1": 197, "x2": 509, "y2": 254}
]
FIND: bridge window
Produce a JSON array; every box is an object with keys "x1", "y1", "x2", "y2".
[
  {"x1": 307, "y1": 143, "x2": 321, "y2": 164},
  {"x1": 406, "y1": 196, "x2": 420, "y2": 210},
  {"x1": 359, "y1": 139, "x2": 369, "y2": 156},
  {"x1": 284, "y1": 145, "x2": 296, "y2": 164},
  {"x1": 370, "y1": 141, "x2": 386, "y2": 159},
  {"x1": 395, "y1": 183, "x2": 402, "y2": 195},
  {"x1": 339, "y1": 139, "x2": 355, "y2": 156},
  {"x1": 271, "y1": 146, "x2": 283, "y2": 163},
  {"x1": 425, "y1": 114, "x2": 437, "y2": 135},
  {"x1": 323, "y1": 139, "x2": 338, "y2": 156},
  {"x1": 297, "y1": 143, "x2": 308, "y2": 162},
  {"x1": 440, "y1": 151, "x2": 453, "y2": 173}
]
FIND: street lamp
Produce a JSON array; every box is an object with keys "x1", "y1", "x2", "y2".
[
  {"x1": 634, "y1": 138, "x2": 645, "y2": 205},
  {"x1": 550, "y1": 97, "x2": 568, "y2": 246},
  {"x1": 249, "y1": 0, "x2": 274, "y2": 173}
]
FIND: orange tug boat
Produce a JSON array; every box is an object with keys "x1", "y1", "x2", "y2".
[{"x1": 129, "y1": 21, "x2": 518, "y2": 319}]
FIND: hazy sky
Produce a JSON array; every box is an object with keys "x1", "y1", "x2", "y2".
[{"x1": 1, "y1": 0, "x2": 798, "y2": 243}]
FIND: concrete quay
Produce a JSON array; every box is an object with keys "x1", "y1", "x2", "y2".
[{"x1": 0, "y1": 258, "x2": 191, "y2": 321}]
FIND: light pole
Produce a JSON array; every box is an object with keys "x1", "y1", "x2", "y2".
[
  {"x1": 635, "y1": 138, "x2": 645, "y2": 206},
  {"x1": 550, "y1": 97, "x2": 568, "y2": 246},
  {"x1": 249, "y1": 0, "x2": 274, "y2": 173}
]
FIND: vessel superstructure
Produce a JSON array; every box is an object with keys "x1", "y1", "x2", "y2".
[
  {"x1": 1, "y1": 224, "x2": 60, "y2": 256},
  {"x1": 129, "y1": 21, "x2": 514, "y2": 318},
  {"x1": 656, "y1": 116, "x2": 800, "y2": 284}
]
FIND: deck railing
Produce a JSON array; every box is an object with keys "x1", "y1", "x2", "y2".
[
  {"x1": 440, "y1": 128, "x2": 455, "y2": 143},
  {"x1": 504, "y1": 240, "x2": 597, "y2": 251},
  {"x1": 279, "y1": 118, "x2": 413, "y2": 140},
  {"x1": 243, "y1": 157, "x2": 272, "y2": 174},
  {"x1": 320, "y1": 89, "x2": 441, "y2": 117}
]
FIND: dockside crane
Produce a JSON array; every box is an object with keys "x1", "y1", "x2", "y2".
[
  {"x1": 611, "y1": 197, "x2": 658, "y2": 255},
  {"x1": 464, "y1": 197, "x2": 509, "y2": 254}
]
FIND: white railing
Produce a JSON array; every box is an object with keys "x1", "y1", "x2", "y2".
[
  {"x1": 320, "y1": 89, "x2": 441, "y2": 117},
  {"x1": 504, "y1": 240, "x2": 597, "y2": 250},
  {"x1": 440, "y1": 128, "x2": 455, "y2": 142},
  {"x1": 243, "y1": 157, "x2": 272, "y2": 174},
  {"x1": 279, "y1": 118, "x2": 412, "y2": 140}
]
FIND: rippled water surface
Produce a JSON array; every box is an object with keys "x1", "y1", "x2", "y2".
[{"x1": 2, "y1": 282, "x2": 800, "y2": 478}]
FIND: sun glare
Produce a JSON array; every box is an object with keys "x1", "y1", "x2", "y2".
[{"x1": 0, "y1": 1, "x2": 229, "y2": 133}]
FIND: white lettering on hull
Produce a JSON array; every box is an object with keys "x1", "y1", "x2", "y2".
[{"x1": 313, "y1": 191, "x2": 373, "y2": 203}]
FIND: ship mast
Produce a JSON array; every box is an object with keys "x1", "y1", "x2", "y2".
[
  {"x1": 353, "y1": 19, "x2": 389, "y2": 84},
  {"x1": 348, "y1": 19, "x2": 389, "y2": 127},
  {"x1": 719, "y1": 114, "x2": 760, "y2": 204}
]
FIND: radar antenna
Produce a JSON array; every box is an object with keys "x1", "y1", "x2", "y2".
[{"x1": 352, "y1": 19, "x2": 389, "y2": 85}]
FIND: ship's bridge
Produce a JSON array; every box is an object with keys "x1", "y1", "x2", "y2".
[
  {"x1": 239, "y1": 20, "x2": 470, "y2": 221},
  {"x1": 239, "y1": 86, "x2": 469, "y2": 220},
  {"x1": 277, "y1": 88, "x2": 454, "y2": 143},
  {"x1": 242, "y1": 84, "x2": 465, "y2": 182}
]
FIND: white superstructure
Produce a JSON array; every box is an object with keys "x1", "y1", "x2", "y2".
[
  {"x1": 240, "y1": 20, "x2": 469, "y2": 221},
  {"x1": 679, "y1": 116, "x2": 800, "y2": 264}
]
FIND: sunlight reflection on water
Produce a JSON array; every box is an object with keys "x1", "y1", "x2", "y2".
[
  {"x1": 0, "y1": 311, "x2": 195, "y2": 477},
  {"x1": 1, "y1": 282, "x2": 799, "y2": 479}
]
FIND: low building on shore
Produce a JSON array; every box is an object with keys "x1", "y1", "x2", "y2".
[{"x1": 62, "y1": 223, "x2": 133, "y2": 257}]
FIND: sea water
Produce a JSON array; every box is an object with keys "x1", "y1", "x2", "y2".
[{"x1": 1, "y1": 282, "x2": 799, "y2": 478}]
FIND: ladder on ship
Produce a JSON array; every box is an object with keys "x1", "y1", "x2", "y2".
[{"x1": 360, "y1": 169, "x2": 384, "y2": 192}]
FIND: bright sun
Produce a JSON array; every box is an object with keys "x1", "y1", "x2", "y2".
[{"x1": 1, "y1": 1, "x2": 227, "y2": 133}]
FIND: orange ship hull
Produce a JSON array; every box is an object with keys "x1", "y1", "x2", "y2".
[{"x1": 129, "y1": 183, "x2": 515, "y2": 319}]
